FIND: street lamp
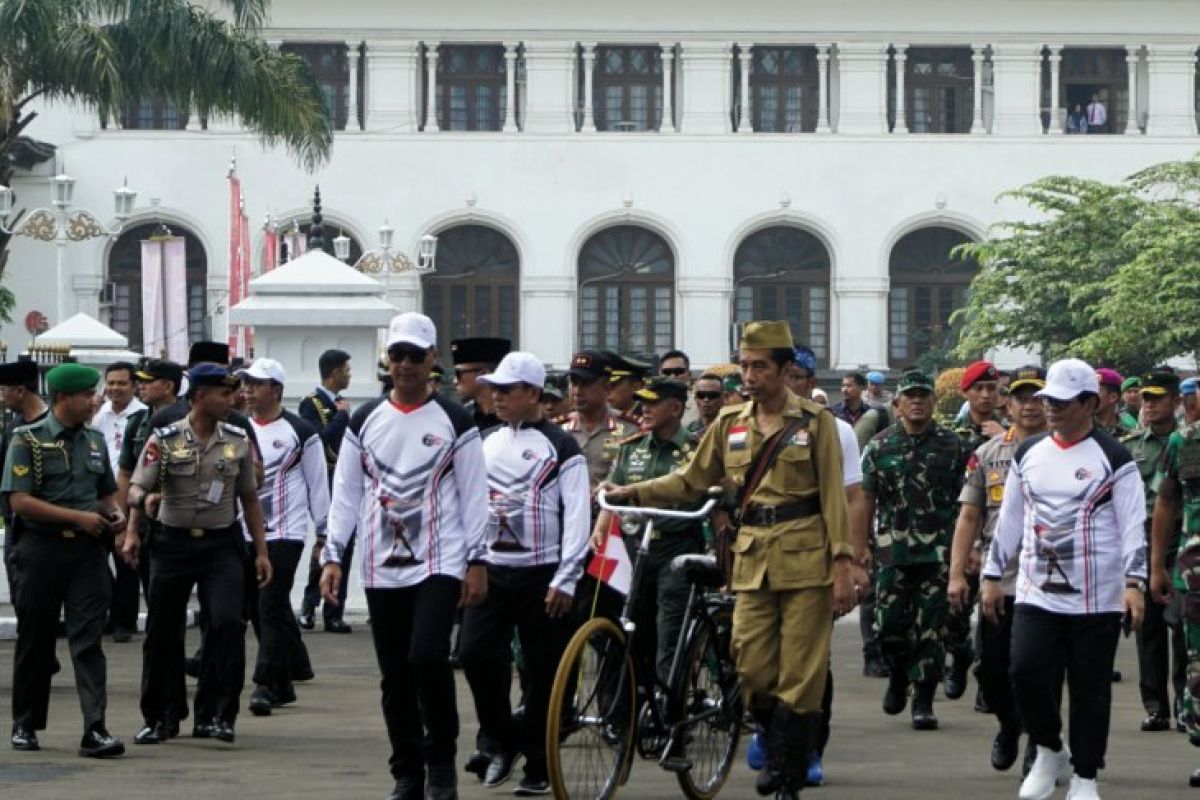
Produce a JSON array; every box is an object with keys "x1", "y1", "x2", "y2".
[
  {"x1": 0, "y1": 171, "x2": 138, "y2": 323},
  {"x1": 352, "y1": 220, "x2": 438, "y2": 276}
]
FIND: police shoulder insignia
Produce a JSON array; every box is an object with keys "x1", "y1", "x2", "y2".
[
  {"x1": 220, "y1": 422, "x2": 247, "y2": 438},
  {"x1": 155, "y1": 424, "x2": 180, "y2": 438},
  {"x1": 12, "y1": 464, "x2": 28, "y2": 477}
]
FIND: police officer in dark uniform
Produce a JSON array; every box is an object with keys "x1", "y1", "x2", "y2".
[
  {"x1": 452, "y1": 337, "x2": 511, "y2": 430},
  {"x1": 4, "y1": 363, "x2": 126, "y2": 757},
  {"x1": 1, "y1": 358, "x2": 49, "y2": 605},
  {"x1": 123, "y1": 364, "x2": 273, "y2": 744}
]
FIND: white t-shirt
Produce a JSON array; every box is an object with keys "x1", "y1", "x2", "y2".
[
  {"x1": 250, "y1": 411, "x2": 330, "y2": 543},
  {"x1": 91, "y1": 397, "x2": 146, "y2": 472},
  {"x1": 835, "y1": 417, "x2": 862, "y2": 488}
]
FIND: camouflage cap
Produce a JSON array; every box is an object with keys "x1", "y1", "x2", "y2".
[
  {"x1": 897, "y1": 368, "x2": 934, "y2": 394},
  {"x1": 739, "y1": 320, "x2": 794, "y2": 351}
]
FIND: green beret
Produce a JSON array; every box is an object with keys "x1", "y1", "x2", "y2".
[
  {"x1": 46, "y1": 363, "x2": 100, "y2": 394},
  {"x1": 898, "y1": 369, "x2": 934, "y2": 393},
  {"x1": 740, "y1": 320, "x2": 794, "y2": 351},
  {"x1": 1120, "y1": 376, "x2": 1141, "y2": 392}
]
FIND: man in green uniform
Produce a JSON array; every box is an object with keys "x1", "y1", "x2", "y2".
[
  {"x1": 607, "y1": 321, "x2": 860, "y2": 800},
  {"x1": 1126, "y1": 371, "x2": 1186, "y2": 733},
  {"x1": 862, "y1": 368, "x2": 969, "y2": 731},
  {"x1": 1121, "y1": 376, "x2": 1143, "y2": 432},
  {"x1": 595, "y1": 378, "x2": 701, "y2": 684},
  {"x1": 1150, "y1": 401, "x2": 1200, "y2": 787},
  {"x1": 4, "y1": 363, "x2": 126, "y2": 757}
]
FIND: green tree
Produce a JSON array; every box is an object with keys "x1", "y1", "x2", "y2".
[{"x1": 0, "y1": 0, "x2": 333, "y2": 323}]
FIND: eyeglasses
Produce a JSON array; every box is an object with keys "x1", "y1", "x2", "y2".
[
  {"x1": 661, "y1": 367, "x2": 689, "y2": 377},
  {"x1": 694, "y1": 391, "x2": 721, "y2": 401},
  {"x1": 1043, "y1": 396, "x2": 1079, "y2": 410},
  {"x1": 454, "y1": 366, "x2": 485, "y2": 379},
  {"x1": 388, "y1": 345, "x2": 430, "y2": 364}
]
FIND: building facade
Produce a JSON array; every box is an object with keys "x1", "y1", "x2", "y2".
[{"x1": 4, "y1": 0, "x2": 1199, "y2": 371}]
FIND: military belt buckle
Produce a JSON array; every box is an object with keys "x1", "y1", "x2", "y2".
[
  {"x1": 758, "y1": 506, "x2": 777, "y2": 527},
  {"x1": 190, "y1": 528, "x2": 205, "y2": 539}
]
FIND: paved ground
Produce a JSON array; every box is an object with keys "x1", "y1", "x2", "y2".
[{"x1": 0, "y1": 610, "x2": 1195, "y2": 799}]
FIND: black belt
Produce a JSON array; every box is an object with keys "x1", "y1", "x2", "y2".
[
  {"x1": 160, "y1": 524, "x2": 237, "y2": 539},
  {"x1": 740, "y1": 497, "x2": 822, "y2": 527}
]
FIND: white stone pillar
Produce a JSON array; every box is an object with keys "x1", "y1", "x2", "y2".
[
  {"x1": 425, "y1": 43, "x2": 440, "y2": 132},
  {"x1": 523, "y1": 40, "x2": 578, "y2": 134},
  {"x1": 835, "y1": 42, "x2": 889, "y2": 134},
  {"x1": 583, "y1": 42, "x2": 597, "y2": 132},
  {"x1": 677, "y1": 277, "x2": 731, "y2": 367},
  {"x1": 1145, "y1": 44, "x2": 1199, "y2": 136},
  {"x1": 1125, "y1": 46, "x2": 1141, "y2": 134},
  {"x1": 1048, "y1": 46, "x2": 1063, "y2": 134},
  {"x1": 364, "y1": 40, "x2": 419, "y2": 132},
  {"x1": 990, "y1": 43, "x2": 1043, "y2": 136},
  {"x1": 834, "y1": 276, "x2": 890, "y2": 370},
  {"x1": 347, "y1": 42, "x2": 362, "y2": 131},
  {"x1": 893, "y1": 44, "x2": 907, "y2": 133},
  {"x1": 523, "y1": 276, "x2": 575, "y2": 366},
  {"x1": 971, "y1": 44, "x2": 986, "y2": 134},
  {"x1": 678, "y1": 41, "x2": 733, "y2": 134},
  {"x1": 504, "y1": 42, "x2": 519, "y2": 132},
  {"x1": 816, "y1": 43, "x2": 831, "y2": 133},
  {"x1": 661, "y1": 44, "x2": 675, "y2": 132},
  {"x1": 738, "y1": 46, "x2": 753, "y2": 133}
]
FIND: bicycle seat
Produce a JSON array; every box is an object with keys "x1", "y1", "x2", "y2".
[{"x1": 671, "y1": 554, "x2": 725, "y2": 589}]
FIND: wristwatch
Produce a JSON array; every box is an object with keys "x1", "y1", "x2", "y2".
[{"x1": 1126, "y1": 579, "x2": 1147, "y2": 592}]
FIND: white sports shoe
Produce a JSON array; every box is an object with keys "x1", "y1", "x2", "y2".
[
  {"x1": 1065, "y1": 775, "x2": 1100, "y2": 799},
  {"x1": 1019, "y1": 745, "x2": 1073, "y2": 800}
]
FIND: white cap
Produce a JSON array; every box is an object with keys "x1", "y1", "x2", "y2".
[
  {"x1": 1036, "y1": 358, "x2": 1099, "y2": 401},
  {"x1": 242, "y1": 357, "x2": 286, "y2": 386},
  {"x1": 386, "y1": 312, "x2": 436, "y2": 350},
  {"x1": 478, "y1": 351, "x2": 545, "y2": 389}
]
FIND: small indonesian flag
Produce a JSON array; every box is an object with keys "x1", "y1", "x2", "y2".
[
  {"x1": 728, "y1": 424, "x2": 749, "y2": 451},
  {"x1": 587, "y1": 515, "x2": 633, "y2": 596}
]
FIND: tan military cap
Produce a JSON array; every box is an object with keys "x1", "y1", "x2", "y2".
[{"x1": 739, "y1": 320, "x2": 794, "y2": 351}]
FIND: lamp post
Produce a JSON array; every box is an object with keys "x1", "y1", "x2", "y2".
[
  {"x1": 349, "y1": 221, "x2": 438, "y2": 285},
  {"x1": 0, "y1": 171, "x2": 137, "y2": 323}
]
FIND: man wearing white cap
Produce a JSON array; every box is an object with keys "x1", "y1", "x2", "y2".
[
  {"x1": 457, "y1": 352, "x2": 590, "y2": 795},
  {"x1": 240, "y1": 359, "x2": 330, "y2": 718},
  {"x1": 981, "y1": 358, "x2": 1147, "y2": 800},
  {"x1": 320, "y1": 313, "x2": 489, "y2": 800}
]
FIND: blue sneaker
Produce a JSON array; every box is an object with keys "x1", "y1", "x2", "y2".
[
  {"x1": 746, "y1": 731, "x2": 767, "y2": 771},
  {"x1": 806, "y1": 753, "x2": 824, "y2": 787}
]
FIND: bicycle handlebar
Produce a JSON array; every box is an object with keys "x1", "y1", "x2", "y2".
[{"x1": 597, "y1": 489, "x2": 718, "y2": 521}]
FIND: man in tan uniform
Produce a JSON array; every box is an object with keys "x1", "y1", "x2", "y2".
[{"x1": 607, "y1": 321, "x2": 861, "y2": 800}]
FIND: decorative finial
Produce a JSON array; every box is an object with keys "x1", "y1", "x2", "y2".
[{"x1": 308, "y1": 185, "x2": 325, "y2": 250}]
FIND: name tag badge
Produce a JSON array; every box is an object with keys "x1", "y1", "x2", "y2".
[
  {"x1": 204, "y1": 479, "x2": 225, "y2": 504},
  {"x1": 789, "y1": 430, "x2": 810, "y2": 447},
  {"x1": 729, "y1": 425, "x2": 749, "y2": 452}
]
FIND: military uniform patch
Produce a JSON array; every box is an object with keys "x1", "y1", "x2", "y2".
[{"x1": 12, "y1": 464, "x2": 28, "y2": 477}]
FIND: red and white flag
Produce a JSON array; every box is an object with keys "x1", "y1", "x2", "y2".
[
  {"x1": 228, "y1": 174, "x2": 244, "y2": 357},
  {"x1": 587, "y1": 515, "x2": 633, "y2": 596}
]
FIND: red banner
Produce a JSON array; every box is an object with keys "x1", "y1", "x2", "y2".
[
  {"x1": 228, "y1": 175, "x2": 243, "y2": 357},
  {"x1": 240, "y1": 205, "x2": 252, "y2": 356}
]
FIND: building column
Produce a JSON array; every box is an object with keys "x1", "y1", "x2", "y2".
[
  {"x1": 1048, "y1": 46, "x2": 1063, "y2": 134},
  {"x1": 1145, "y1": 44, "x2": 1199, "y2": 136},
  {"x1": 504, "y1": 42, "x2": 519, "y2": 132},
  {"x1": 364, "y1": 40, "x2": 419, "y2": 132},
  {"x1": 834, "y1": 276, "x2": 890, "y2": 370},
  {"x1": 1125, "y1": 45, "x2": 1141, "y2": 134},
  {"x1": 678, "y1": 41, "x2": 733, "y2": 133},
  {"x1": 522, "y1": 40, "x2": 578, "y2": 133},
  {"x1": 523, "y1": 275, "x2": 576, "y2": 366},
  {"x1": 834, "y1": 42, "x2": 889, "y2": 134},
  {"x1": 661, "y1": 43, "x2": 675, "y2": 132},
  {"x1": 990, "y1": 43, "x2": 1043, "y2": 136},
  {"x1": 893, "y1": 44, "x2": 908, "y2": 133},
  {"x1": 970, "y1": 44, "x2": 986, "y2": 134},
  {"x1": 347, "y1": 42, "x2": 362, "y2": 131},
  {"x1": 583, "y1": 42, "x2": 597, "y2": 132},
  {"x1": 677, "y1": 277, "x2": 731, "y2": 368},
  {"x1": 816, "y1": 43, "x2": 832, "y2": 133},
  {"x1": 738, "y1": 45, "x2": 753, "y2": 133},
  {"x1": 425, "y1": 43, "x2": 440, "y2": 132}
]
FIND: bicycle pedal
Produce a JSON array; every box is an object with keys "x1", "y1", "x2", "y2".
[{"x1": 659, "y1": 756, "x2": 692, "y2": 773}]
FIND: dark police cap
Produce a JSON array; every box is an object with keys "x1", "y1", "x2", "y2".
[
  {"x1": 1140, "y1": 370, "x2": 1181, "y2": 397},
  {"x1": 1007, "y1": 365, "x2": 1047, "y2": 392},
  {"x1": 568, "y1": 351, "x2": 612, "y2": 382},
  {"x1": 136, "y1": 359, "x2": 184, "y2": 387},
  {"x1": 635, "y1": 379, "x2": 689, "y2": 404},
  {"x1": 608, "y1": 352, "x2": 651, "y2": 383},
  {"x1": 187, "y1": 363, "x2": 239, "y2": 390},
  {"x1": 188, "y1": 340, "x2": 230, "y2": 367},
  {"x1": 450, "y1": 337, "x2": 511, "y2": 366},
  {"x1": 0, "y1": 359, "x2": 38, "y2": 387}
]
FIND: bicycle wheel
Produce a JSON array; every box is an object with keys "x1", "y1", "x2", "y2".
[
  {"x1": 547, "y1": 616, "x2": 637, "y2": 800},
  {"x1": 674, "y1": 611, "x2": 742, "y2": 800}
]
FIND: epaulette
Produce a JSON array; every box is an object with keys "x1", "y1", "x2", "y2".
[
  {"x1": 617, "y1": 430, "x2": 649, "y2": 446},
  {"x1": 220, "y1": 421, "x2": 247, "y2": 438},
  {"x1": 552, "y1": 414, "x2": 570, "y2": 425},
  {"x1": 154, "y1": 423, "x2": 181, "y2": 438},
  {"x1": 716, "y1": 403, "x2": 747, "y2": 419}
]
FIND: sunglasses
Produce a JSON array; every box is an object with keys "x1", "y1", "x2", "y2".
[
  {"x1": 661, "y1": 367, "x2": 689, "y2": 377},
  {"x1": 694, "y1": 391, "x2": 721, "y2": 401},
  {"x1": 454, "y1": 366, "x2": 485, "y2": 379},
  {"x1": 388, "y1": 345, "x2": 430, "y2": 364},
  {"x1": 1043, "y1": 396, "x2": 1079, "y2": 410}
]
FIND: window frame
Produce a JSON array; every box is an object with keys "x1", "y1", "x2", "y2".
[
  {"x1": 593, "y1": 45, "x2": 664, "y2": 132},
  {"x1": 437, "y1": 44, "x2": 508, "y2": 132},
  {"x1": 887, "y1": 226, "x2": 978, "y2": 365},
  {"x1": 749, "y1": 46, "x2": 819, "y2": 133},
  {"x1": 578, "y1": 225, "x2": 675, "y2": 353},
  {"x1": 421, "y1": 224, "x2": 521, "y2": 355},
  {"x1": 903, "y1": 47, "x2": 974, "y2": 134},
  {"x1": 281, "y1": 42, "x2": 351, "y2": 131}
]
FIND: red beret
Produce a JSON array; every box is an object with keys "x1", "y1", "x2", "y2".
[
  {"x1": 1095, "y1": 368, "x2": 1123, "y2": 389},
  {"x1": 960, "y1": 360, "x2": 999, "y2": 391}
]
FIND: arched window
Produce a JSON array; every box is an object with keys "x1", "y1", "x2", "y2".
[
  {"x1": 733, "y1": 226, "x2": 831, "y2": 364},
  {"x1": 888, "y1": 226, "x2": 978, "y2": 365},
  {"x1": 107, "y1": 222, "x2": 208, "y2": 352},
  {"x1": 578, "y1": 225, "x2": 674, "y2": 353},
  {"x1": 422, "y1": 224, "x2": 520, "y2": 354}
]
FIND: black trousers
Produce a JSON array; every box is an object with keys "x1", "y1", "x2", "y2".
[
  {"x1": 1010, "y1": 604, "x2": 1121, "y2": 780},
  {"x1": 109, "y1": 546, "x2": 147, "y2": 633},
  {"x1": 141, "y1": 529, "x2": 246, "y2": 726},
  {"x1": 302, "y1": 535, "x2": 354, "y2": 623},
  {"x1": 979, "y1": 595, "x2": 1020, "y2": 729},
  {"x1": 249, "y1": 540, "x2": 311, "y2": 691},
  {"x1": 460, "y1": 564, "x2": 574, "y2": 780},
  {"x1": 10, "y1": 532, "x2": 112, "y2": 732},
  {"x1": 1136, "y1": 587, "x2": 1187, "y2": 718},
  {"x1": 366, "y1": 576, "x2": 462, "y2": 780}
]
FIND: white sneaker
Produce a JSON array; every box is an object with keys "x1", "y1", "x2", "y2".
[
  {"x1": 1065, "y1": 775, "x2": 1100, "y2": 799},
  {"x1": 1019, "y1": 745, "x2": 1073, "y2": 800}
]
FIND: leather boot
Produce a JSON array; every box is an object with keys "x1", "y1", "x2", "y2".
[
  {"x1": 882, "y1": 670, "x2": 909, "y2": 716},
  {"x1": 751, "y1": 696, "x2": 781, "y2": 796},
  {"x1": 769, "y1": 706, "x2": 816, "y2": 800},
  {"x1": 911, "y1": 681, "x2": 938, "y2": 730}
]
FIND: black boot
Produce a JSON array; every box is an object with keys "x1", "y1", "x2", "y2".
[
  {"x1": 944, "y1": 652, "x2": 968, "y2": 700},
  {"x1": 751, "y1": 696, "x2": 781, "y2": 797},
  {"x1": 882, "y1": 670, "x2": 909, "y2": 716},
  {"x1": 911, "y1": 681, "x2": 938, "y2": 730},
  {"x1": 769, "y1": 706, "x2": 815, "y2": 800}
]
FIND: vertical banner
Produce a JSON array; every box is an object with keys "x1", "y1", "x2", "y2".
[
  {"x1": 264, "y1": 224, "x2": 279, "y2": 273},
  {"x1": 141, "y1": 240, "x2": 166, "y2": 358},
  {"x1": 162, "y1": 237, "x2": 189, "y2": 364},
  {"x1": 228, "y1": 175, "x2": 243, "y2": 357},
  {"x1": 240, "y1": 205, "x2": 253, "y2": 356}
]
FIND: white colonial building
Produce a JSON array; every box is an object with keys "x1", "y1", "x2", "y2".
[{"x1": 3, "y1": 0, "x2": 1199, "y2": 374}]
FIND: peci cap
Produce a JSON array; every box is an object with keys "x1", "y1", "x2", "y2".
[
  {"x1": 478, "y1": 352, "x2": 545, "y2": 389},
  {"x1": 793, "y1": 346, "x2": 818, "y2": 375},
  {"x1": 1037, "y1": 358, "x2": 1099, "y2": 401},
  {"x1": 1120, "y1": 376, "x2": 1142, "y2": 392},
  {"x1": 187, "y1": 363, "x2": 239, "y2": 390},
  {"x1": 241, "y1": 357, "x2": 286, "y2": 386},
  {"x1": 188, "y1": 340, "x2": 230, "y2": 367},
  {"x1": 1095, "y1": 367, "x2": 1123, "y2": 390},
  {"x1": 451, "y1": 337, "x2": 511, "y2": 366},
  {"x1": 136, "y1": 359, "x2": 184, "y2": 388},
  {"x1": 634, "y1": 378, "x2": 689, "y2": 404},
  {"x1": 960, "y1": 360, "x2": 1000, "y2": 392},
  {"x1": 45, "y1": 363, "x2": 100, "y2": 394},
  {"x1": 568, "y1": 350, "x2": 612, "y2": 382},
  {"x1": 0, "y1": 359, "x2": 39, "y2": 388},
  {"x1": 739, "y1": 320, "x2": 794, "y2": 351},
  {"x1": 386, "y1": 312, "x2": 436, "y2": 350},
  {"x1": 1007, "y1": 364, "x2": 1047, "y2": 392},
  {"x1": 898, "y1": 369, "x2": 935, "y2": 394},
  {"x1": 1140, "y1": 370, "x2": 1180, "y2": 397},
  {"x1": 866, "y1": 370, "x2": 886, "y2": 385}
]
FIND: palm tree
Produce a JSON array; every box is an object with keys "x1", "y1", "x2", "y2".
[{"x1": 0, "y1": 0, "x2": 334, "y2": 320}]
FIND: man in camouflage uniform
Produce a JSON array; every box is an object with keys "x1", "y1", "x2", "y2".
[
  {"x1": 1150, "y1": 389, "x2": 1200, "y2": 789},
  {"x1": 1126, "y1": 371, "x2": 1186, "y2": 733},
  {"x1": 862, "y1": 368, "x2": 969, "y2": 731},
  {"x1": 1095, "y1": 368, "x2": 1133, "y2": 438}
]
